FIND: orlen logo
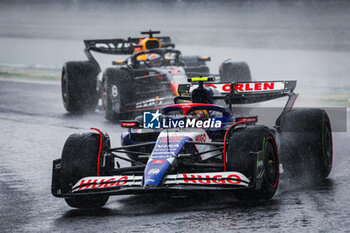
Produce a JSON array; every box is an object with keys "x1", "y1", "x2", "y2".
[
  {"x1": 205, "y1": 82, "x2": 285, "y2": 93},
  {"x1": 182, "y1": 174, "x2": 241, "y2": 184},
  {"x1": 75, "y1": 176, "x2": 128, "y2": 191}
]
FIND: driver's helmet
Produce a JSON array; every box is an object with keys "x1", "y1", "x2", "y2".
[
  {"x1": 146, "y1": 53, "x2": 163, "y2": 67},
  {"x1": 193, "y1": 110, "x2": 209, "y2": 120}
]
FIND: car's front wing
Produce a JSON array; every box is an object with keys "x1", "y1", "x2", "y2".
[{"x1": 52, "y1": 171, "x2": 251, "y2": 198}]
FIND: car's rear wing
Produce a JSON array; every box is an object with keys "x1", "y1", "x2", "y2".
[
  {"x1": 176, "y1": 78, "x2": 298, "y2": 127},
  {"x1": 211, "y1": 80, "x2": 296, "y2": 104},
  {"x1": 83, "y1": 30, "x2": 175, "y2": 65},
  {"x1": 84, "y1": 36, "x2": 174, "y2": 55},
  {"x1": 178, "y1": 79, "x2": 296, "y2": 102}
]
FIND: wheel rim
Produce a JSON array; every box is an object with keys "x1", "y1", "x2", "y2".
[{"x1": 264, "y1": 138, "x2": 278, "y2": 188}]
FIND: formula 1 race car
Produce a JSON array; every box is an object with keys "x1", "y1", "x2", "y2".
[
  {"x1": 61, "y1": 30, "x2": 251, "y2": 120},
  {"x1": 52, "y1": 78, "x2": 333, "y2": 209}
]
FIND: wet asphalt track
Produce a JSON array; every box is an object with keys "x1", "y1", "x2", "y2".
[
  {"x1": 1, "y1": 1, "x2": 350, "y2": 232},
  {"x1": 0, "y1": 78, "x2": 349, "y2": 233}
]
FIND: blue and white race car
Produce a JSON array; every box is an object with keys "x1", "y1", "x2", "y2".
[{"x1": 52, "y1": 78, "x2": 333, "y2": 208}]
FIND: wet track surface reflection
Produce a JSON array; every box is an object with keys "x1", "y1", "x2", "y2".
[
  {"x1": 0, "y1": 1, "x2": 350, "y2": 232},
  {"x1": 0, "y1": 69, "x2": 349, "y2": 233}
]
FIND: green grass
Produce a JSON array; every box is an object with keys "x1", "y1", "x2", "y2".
[
  {"x1": 322, "y1": 94, "x2": 350, "y2": 105},
  {"x1": 0, "y1": 65, "x2": 60, "y2": 80}
]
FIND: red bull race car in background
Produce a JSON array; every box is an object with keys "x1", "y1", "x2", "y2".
[
  {"x1": 52, "y1": 77, "x2": 333, "y2": 209},
  {"x1": 61, "y1": 30, "x2": 252, "y2": 120}
]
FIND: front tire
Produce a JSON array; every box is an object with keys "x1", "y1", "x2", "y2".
[
  {"x1": 60, "y1": 131, "x2": 110, "y2": 208},
  {"x1": 226, "y1": 126, "x2": 279, "y2": 200}
]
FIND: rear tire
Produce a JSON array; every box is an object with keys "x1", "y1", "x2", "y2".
[
  {"x1": 61, "y1": 61, "x2": 100, "y2": 113},
  {"x1": 219, "y1": 61, "x2": 251, "y2": 82},
  {"x1": 226, "y1": 126, "x2": 279, "y2": 200},
  {"x1": 103, "y1": 68, "x2": 131, "y2": 121},
  {"x1": 60, "y1": 131, "x2": 110, "y2": 208},
  {"x1": 279, "y1": 109, "x2": 333, "y2": 181}
]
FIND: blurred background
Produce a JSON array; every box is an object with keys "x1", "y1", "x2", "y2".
[{"x1": 1, "y1": 0, "x2": 349, "y2": 102}]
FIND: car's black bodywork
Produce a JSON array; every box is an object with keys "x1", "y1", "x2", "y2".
[{"x1": 60, "y1": 30, "x2": 252, "y2": 120}]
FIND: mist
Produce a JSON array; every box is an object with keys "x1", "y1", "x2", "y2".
[{"x1": 0, "y1": 1, "x2": 349, "y2": 232}]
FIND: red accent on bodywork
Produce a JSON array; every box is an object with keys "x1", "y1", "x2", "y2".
[
  {"x1": 121, "y1": 122, "x2": 138, "y2": 127},
  {"x1": 170, "y1": 70, "x2": 180, "y2": 74},
  {"x1": 235, "y1": 84, "x2": 244, "y2": 91},
  {"x1": 116, "y1": 176, "x2": 128, "y2": 186},
  {"x1": 91, "y1": 128, "x2": 103, "y2": 176},
  {"x1": 291, "y1": 96, "x2": 297, "y2": 109},
  {"x1": 152, "y1": 160, "x2": 165, "y2": 164},
  {"x1": 204, "y1": 84, "x2": 217, "y2": 88},
  {"x1": 227, "y1": 174, "x2": 241, "y2": 184},
  {"x1": 197, "y1": 175, "x2": 211, "y2": 184},
  {"x1": 183, "y1": 174, "x2": 197, "y2": 183},
  {"x1": 78, "y1": 179, "x2": 93, "y2": 190},
  {"x1": 165, "y1": 103, "x2": 223, "y2": 115},
  {"x1": 182, "y1": 174, "x2": 243, "y2": 184},
  {"x1": 212, "y1": 175, "x2": 225, "y2": 184},
  {"x1": 91, "y1": 179, "x2": 105, "y2": 189},
  {"x1": 103, "y1": 178, "x2": 116, "y2": 188},
  {"x1": 170, "y1": 81, "x2": 179, "y2": 96},
  {"x1": 222, "y1": 84, "x2": 231, "y2": 92},
  {"x1": 236, "y1": 117, "x2": 257, "y2": 123}
]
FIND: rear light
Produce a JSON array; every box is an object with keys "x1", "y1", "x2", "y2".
[
  {"x1": 236, "y1": 116, "x2": 258, "y2": 123},
  {"x1": 121, "y1": 121, "x2": 139, "y2": 128}
]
